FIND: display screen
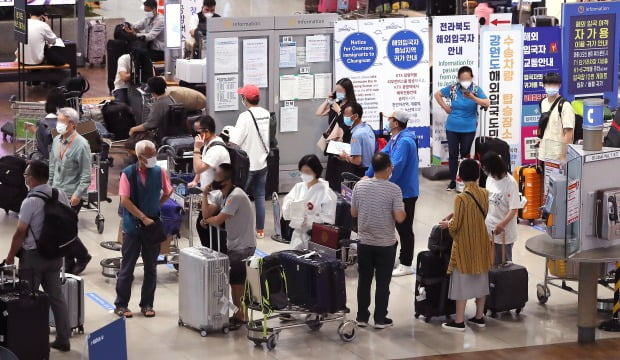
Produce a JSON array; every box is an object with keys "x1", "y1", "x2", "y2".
[
  {"x1": 165, "y1": 3, "x2": 181, "y2": 48},
  {"x1": 0, "y1": 0, "x2": 77, "y2": 6}
]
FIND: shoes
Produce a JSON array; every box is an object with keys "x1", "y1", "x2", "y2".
[
  {"x1": 355, "y1": 319, "x2": 368, "y2": 328},
  {"x1": 71, "y1": 254, "x2": 92, "y2": 276},
  {"x1": 229, "y1": 317, "x2": 247, "y2": 331},
  {"x1": 468, "y1": 316, "x2": 486, "y2": 328},
  {"x1": 393, "y1": 258, "x2": 400, "y2": 269},
  {"x1": 373, "y1": 318, "x2": 393, "y2": 329},
  {"x1": 446, "y1": 181, "x2": 456, "y2": 191},
  {"x1": 392, "y1": 264, "x2": 415, "y2": 277},
  {"x1": 256, "y1": 230, "x2": 265, "y2": 239},
  {"x1": 50, "y1": 340, "x2": 71, "y2": 352},
  {"x1": 442, "y1": 320, "x2": 466, "y2": 332}
]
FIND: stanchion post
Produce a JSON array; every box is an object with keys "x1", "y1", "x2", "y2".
[{"x1": 599, "y1": 261, "x2": 620, "y2": 331}]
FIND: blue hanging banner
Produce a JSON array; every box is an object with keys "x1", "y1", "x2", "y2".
[
  {"x1": 88, "y1": 317, "x2": 128, "y2": 360},
  {"x1": 562, "y1": 2, "x2": 620, "y2": 108}
]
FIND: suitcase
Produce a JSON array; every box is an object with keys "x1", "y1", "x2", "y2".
[
  {"x1": 84, "y1": 20, "x2": 107, "y2": 66},
  {"x1": 485, "y1": 235, "x2": 528, "y2": 317},
  {"x1": 1, "y1": 122, "x2": 15, "y2": 142},
  {"x1": 178, "y1": 246, "x2": 231, "y2": 335},
  {"x1": 414, "y1": 250, "x2": 455, "y2": 322},
  {"x1": 101, "y1": 100, "x2": 136, "y2": 140},
  {"x1": 264, "y1": 147, "x2": 279, "y2": 200},
  {"x1": 311, "y1": 223, "x2": 348, "y2": 249},
  {"x1": 318, "y1": 0, "x2": 358, "y2": 13},
  {"x1": 513, "y1": 165, "x2": 543, "y2": 222},
  {"x1": 474, "y1": 136, "x2": 511, "y2": 187},
  {"x1": 334, "y1": 194, "x2": 356, "y2": 235},
  {"x1": 427, "y1": 225, "x2": 453, "y2": 253},
  {"x1": 195, "y1": 218, "x2": 228, "y2": 254},
  {"x1": 275, "y1": 250, "x2": 347, "y2": 314},
  {"x1": 161, "y1": 198, "x2": 183, "y2": 236},
  {"x1": 160, "y1": 104, "x2": 188, "y2": 139},
  {"x1": 0, "y1": 266, "x2": 50, "y2": 360},
  {"x1": 0, "y1": 156, "x2": 28, "y2": 214},
  {"x1": 106, "y1": 39, "x2": 130, "y2": 93},
  {"x1": 49, "y1": 268, "x2": 85, "y2": 334}
]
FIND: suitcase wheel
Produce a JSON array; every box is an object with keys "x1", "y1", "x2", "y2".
[
  {"x1": 305, "y1": 314, "x2": 324, "y2": 331},
  {"x1": 537, "y1": 283, "x2": 550, "y2": 305},
  {"x1": 78, "y1": 325, "x2": 84, "y2": 334},
  {"x1": 414, "y1": 313, "x2": 420, "y2": 319},
  {"x1": 178, "y1": 320, "x2": 184, "y2": 327},
  {"x1": 424, "y1": 317, "x2": 431, "y2": 323},
  {"x1": 200, "y1": 329, "x2": 208, "y2": 337},
  {"x1": 516, "y1": 308, "x2": 522, "y2": 315},
  {"x1": 338, "y1": 321, "x2": 357, "y2": 342},
  {"x1": 222, "y1": 326, "x2": 229, "y2": 334},
  {"x1": 266, "y1": 334, "x2": 278, "y2": 350}
]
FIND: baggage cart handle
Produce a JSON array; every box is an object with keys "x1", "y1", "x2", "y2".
[{"x1": 0, "y1": 261, "x2": 17, "y2": 287}]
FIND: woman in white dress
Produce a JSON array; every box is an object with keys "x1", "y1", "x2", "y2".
[{"x1": 282, "y1": 154, "x2": 337, "y2": 250}]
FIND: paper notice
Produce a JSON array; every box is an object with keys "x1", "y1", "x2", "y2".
[
  {"x1": 243, "y1": 38, "x2": 268, "y2": 88},
  {"x1": 297, "y1": 46, "x2": 307, "y2": 66},
  {"x1": 280, "y1": 106, "x2": 298, "y2": 132},
  {"x1": 314, "y1": 73, "x2": 332, "y2": 99},
  {"x1": 567, "y1": 179, "x2": 580, "y2": 225},
  {"x1": 279, "y1": 42, "x2": 297, "y2": 68},
  {"x1": 306, "y1": 34, "x2": 330, "y2": 63},
  {"x1": 279, "y1": 75, "x2": 297, "y2": 101},
  {"x1": 214, "y1": 74, "x2": 239, "y2": 112},
  {"x1": 326, "y1": 141, "x2": 351, "y2": 155},
  {"x1": 297, "y1": 74, "x2": 314, "y2": 100},
  {"x1": 214, "y1": 37, "x2": 238, "y2": 74}
]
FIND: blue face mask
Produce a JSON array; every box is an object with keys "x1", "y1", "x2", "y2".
[
  {"x1": 343, "y1": 116, "x2": 353, "y2": 127},
  {"x1": 383, "y1": 121, "x2": 391, "y2": 134},
  {"x1": 335, "y1": 92, "x2": 346, "y2": 101},
  {"x1": 545, "y1": 87, "x2": 560, "y2": 97}
]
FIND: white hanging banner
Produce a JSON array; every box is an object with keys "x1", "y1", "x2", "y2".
[
  {"x1": 180, "y1": 0, "x2": 202, "y2": 41},
  {"x1": 431, "y1": 15, "x2": 479, "y2": 165},
  {"x1": 334, "y1": 18, "x2": 431, "y2": 167},
  {"x1": 479, "y1": 24, "x2": 524, "y2": 169}
]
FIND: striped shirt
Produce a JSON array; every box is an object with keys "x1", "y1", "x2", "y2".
[
  {"x1": 447, "y1": 183, "x2": 494, "y2": 275},
  {"x1": 351, "y1": 178, "x2": 404, "y2": 247}
]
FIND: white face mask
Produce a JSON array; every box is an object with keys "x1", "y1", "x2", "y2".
[
  {"x1": 56, "y1": 122, "x2": 68, "y2": 135},
  {"x1": 460, "y1": 80, "x2": 472, "y2": 89},
  {"x1": 300, "y1": 173, "x2": 314, "y2": 184},
  {"x1": 204, "y1": 12, "x2": 214, "y2": 17},
  {"x1": 145, "y1": 11, "x2": 154, "y2": 19},
  {"x1": 146, "y1": 156, "x2": 157, "y2": 168}
]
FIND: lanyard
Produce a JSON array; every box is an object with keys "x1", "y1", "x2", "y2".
[{"x1": 58, "y1": 132, "x2": 77, "y2": 161}]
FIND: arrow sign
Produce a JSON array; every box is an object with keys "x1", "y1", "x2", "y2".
[
  {"x1": 488, "y1": 13, "x2": 512, "y2": 30},
  {"x1": 491, "y1": 19, "x2": 511, "y2": 26}
]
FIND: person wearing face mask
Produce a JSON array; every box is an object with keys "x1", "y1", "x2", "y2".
[
  {"x1": 229, "y1": 84, "x2": 270, "y2": 240},
  {"x1": 115, "y1": 140, "x2": 173, "y2": 319},
  {"x1": 281, "y1": 154, "x2": 337, "y2": 250},
  {"x1": 188, "y1": 115, "x2": 230, "y2": 190},
  {"x1": 352, "y1": 152, "x2": 406, "y2": 329},
  {"x1": 434, "y1": 66, "x2": 490, "y2": 191},
  {"x1": 537, "y1": 72, "x2": 575, "y2": 166},
  {"x1": 127, "y1": 77, "x2": 175, "y2": 149},
  {"x1": 365, "y1": 110, "x2": 419, "y2": 277},
  {"x1": 48, "y1": 107, "x2": 93, "y2": 275},
  {"x1": 124, "y1": 0, "x2": 165, "y2": 62},
  {"x1": 187, "y1": 0, "x2": 220, "y2": 58},
  {"x1": 315, "y1": 77, "x2": 357, "y2": 144},
  {"x1": 199, "y1": 163, "x2": 256, "y2": 330}
]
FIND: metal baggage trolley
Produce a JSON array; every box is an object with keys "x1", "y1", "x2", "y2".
[
  {"x1": 83, "y1": 153, "x2": 111, "y2": 233},
  {"x1": 8, "y1": 98, "x2": 45, "y2": 158}
]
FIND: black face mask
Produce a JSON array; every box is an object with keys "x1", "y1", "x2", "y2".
[
  {"x1": 211, "y1": 180, "x2": 223, "y2": 190},
  {"x1": 192, "y1": 130, "x2": 200, "y2": 138}
]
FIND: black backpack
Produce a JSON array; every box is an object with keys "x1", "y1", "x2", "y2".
[
  {"x1": 28, "y1": 189, "x2": 79, "y2": 259},
  {"x1": 102, "y1": 100, "x2": 136, "y2": 140},
  {"x1": 207, "y1": 141, "x2": 250, "y2": 189},
  {"x1": 537, "y1": 97, "x2": 565, "y2": 139}
]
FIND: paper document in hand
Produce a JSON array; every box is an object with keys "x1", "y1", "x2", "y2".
[{"x1": 326, "y1": 141, "x2": 351, "y2": 155}]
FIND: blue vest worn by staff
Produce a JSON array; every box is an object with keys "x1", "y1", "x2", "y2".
[{"x1": 122, "y1": 165, "x2": 162, "y2": 236}]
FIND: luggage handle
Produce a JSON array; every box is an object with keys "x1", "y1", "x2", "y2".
[
  {"x1": 491, "y1": 231, "x2": 508, "y2": 266},
  {"x1": 0, "y1": 261, "x2": 17, "y2": 288}
]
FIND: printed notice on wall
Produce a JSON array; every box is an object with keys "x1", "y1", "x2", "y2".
[
  {"x1": 214, "y1": 37, "x2": 239, "y2": 74},
  {"x1": 279, "y1": 75, "x2": 297, "y2": 101},
  {"x1": 279, "y1": 41, "x2": 297, "y2": 68},
  {"x1": 243, "y1": 38, "x2": 268, "y2": 88},
  {"x1": 567, "y1": 179, "x2": 580, "y2": 225},
  {"x1": 214, "y1": 74, "x2": 239, "y2": 112},
  {"x1": 314, "y1": 73, "x2": 332, "y2": 99},
  {"x1": 280, "y1": 104, "x2": 299, "y2": 132},
  {"x1": 306, "y1": 34, "x2": 331, "y2": 63}
]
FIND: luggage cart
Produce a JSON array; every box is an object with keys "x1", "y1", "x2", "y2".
[
  {"x1": 83, "y1": 153, "x2": 111, "y2": 234},
  {"x1": 138, "y1": 87, "x2": 154, "y2": 123},
  {"x1": 8, "y1": 99, "x2": 45, "y2": 158},
  {"x1": 337, "y1": 172, "x2": 360, "y2": 267}
]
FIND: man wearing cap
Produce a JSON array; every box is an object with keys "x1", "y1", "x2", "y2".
[
  {"x1": 365, "y1": 110, "x2": 419, "y2": 277},
  {"x1": 229, "y1": 84, "x2": 271, "y2": 240}
]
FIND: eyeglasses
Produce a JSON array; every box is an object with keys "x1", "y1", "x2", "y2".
[{"x1": 23, "y1": 173, "x2": 31, "y2": 178}]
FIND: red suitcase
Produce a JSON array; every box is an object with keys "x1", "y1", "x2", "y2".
[{"x1": 311, "y1": 223, "x2": 341, "y2": 249}]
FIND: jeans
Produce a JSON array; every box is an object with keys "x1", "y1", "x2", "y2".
[
  {"x1": 357, "y1": 243, "x2": 397, "y2": 323},
  {"x1": 114, "y1": 232, "x2": 161, "y2": 308},
  {"x1": 245, "y1": 167, "x2": 267, "y2": 230},
  {"x1": 19, "y1": 250, "x2": 70, "y2": 342},
  {"x1": 494, "y1": 242, "x2": 513, "y2": 265},
  {"x1": 396, "y1": 197, "x2": 417, "y2": 267},
  {"x1": 446, "y1": 130, "x2": 476, "y2": 181},
  {"x1": 113, "y1": 88, "x2": 130, "y2": 105}
]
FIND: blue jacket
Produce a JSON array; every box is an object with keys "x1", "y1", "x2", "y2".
[{"x1": 365, "y1": 128, "x2": 419, "y2": 199}]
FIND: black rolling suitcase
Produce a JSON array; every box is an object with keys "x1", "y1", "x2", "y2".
[
  {"x1": 275, "y1": 250, "x2": 347, "y2": 314},
  {"x1": 101, "y1": 100, "x2": 136, "y2": 140},
  {"x1": 414, "y1": 250, "x2": 455, "y2": 322},
  {"x1": 427, "y1": 225, "x2": 453, "y2": 253},
  {"x1": 0, "y1": 156, "x2": 28, "y2": 214},
  {"x1": 334, "y1": 195, "x2": 355, "y2": 236},
  {"x1": 161, "y1": 135, "x2": 194, "y2": 172},
  {"x1": 265, "y1": 147, "x2": 279, "y2": 200},
  {"x1": 485, "y1": 233, "x2": 528, "y2": 317},
  {"x1": 160, "y1": 104, "x2": 187, "y2": 139}
]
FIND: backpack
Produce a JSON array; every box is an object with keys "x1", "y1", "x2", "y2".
[
  {"x1": 207, "y1": 141, "x2": 250, "y2": 189},
  {"x1": 63, "y1": 73, "x2": 90, "y2": 96},
  {"x1": 28, "y1": 189, "x2": 78, "y2": 259},
  {"x1": 537, "y1": 97, "x2": 565, "y2": 139}
]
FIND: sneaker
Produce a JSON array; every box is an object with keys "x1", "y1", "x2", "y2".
[
  {"x1": 373, "y1": 318, "x2": 394, "y2": 329},
  {"x1": 256, "y1": 230, "x2": 265, "y2": 239},
  {"x1": 446, "y1": 181, "x2": 456, "y2": 191},
  {"x1": 71, "y1": 254, "x2": 92, "y2": 276},
  {"x1": 392, "y1": 264, "x2": 415, "y2": 277},
  {"x1": 393, "y1": 258, "x2": 400, "y2": 269},
  {"x1": 356, "y1": 319, "x2": 369, "y2": 328},
  {"x1": 468, "y1": 316, "x2": 486, "y2": 328},
  {"x1": 50, "y1": 340, "x2": 71, "y2": 352},
  {"x1": 442, "y1": 320, "x2": 466, "y2": 332}
]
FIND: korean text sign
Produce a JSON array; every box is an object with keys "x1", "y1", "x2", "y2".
[
  {"x1": 335, "y1": 18, "x2": 431, "y2": 167},
  {"x1": 14, "y1": 0, "x2": 27, "y2": 44},
  {"x1": 479, "y1": 25, "x2": 524, "y2": 168},
  {"x1": 562, "y1": 2, "x2": 620, "y2": 108},
  {"x1": 521, "y1": 27, "x2": 562, "y2": 164}
]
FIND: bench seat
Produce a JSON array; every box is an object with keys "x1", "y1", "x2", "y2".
[{"x1": 0, "y1": 62, "x2": 70, "y2": 72}]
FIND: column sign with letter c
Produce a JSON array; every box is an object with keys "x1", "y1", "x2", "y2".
[
  {"x1": 14, "y1": 0, "x2": 28, "y2": 44},
  {"x1": 583, "y1": 99, "x2": 604, "y2": 128}
]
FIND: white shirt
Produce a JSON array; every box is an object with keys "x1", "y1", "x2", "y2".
[
  {"x1": 113, "y1": 54, "x2": 131, "y2": 91},
  {"x1": 538, "y1": 97, "x2": 576, "y2": 161},
  {"x1": 199, "y1": 136, "x2": 230, "y2": 190},
  {"x1": 188, "y1": 13, "x2": 200, "y2": 33},
  {"x1": 282, "y1": 179, "x2": 337, "y2": 250},
  {"x1": 485, "y1": 175, "x2": 521, "y2": 244},
  {"x1": 22, "y1": 18, "x2": 57, "y2": 65},
  {"x1": 230, "y1": 107, "x2": 270, "y2": 171}
]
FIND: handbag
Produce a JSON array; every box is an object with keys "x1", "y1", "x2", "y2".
[
  {"x1": 129, "y1": 164, "x2": 166, "y2": 245},
  {"x1": 248, "y1": 109, "x2": 278, "y2": 164},
  {"x1": 317, "y1": 113, "x2": 344, "y2": 153}
]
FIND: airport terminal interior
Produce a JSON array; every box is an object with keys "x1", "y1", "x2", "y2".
[{"x1": 1, "y1": 0, "x2": 620, "y2": 359}]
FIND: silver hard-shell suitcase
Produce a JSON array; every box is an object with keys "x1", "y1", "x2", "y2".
[
  {"x1": 49, "y1": 269, "x2": 84, "y2": 334},
  {"x1": 178, "y1": 246, "x2": 230, "y2": 336}
]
